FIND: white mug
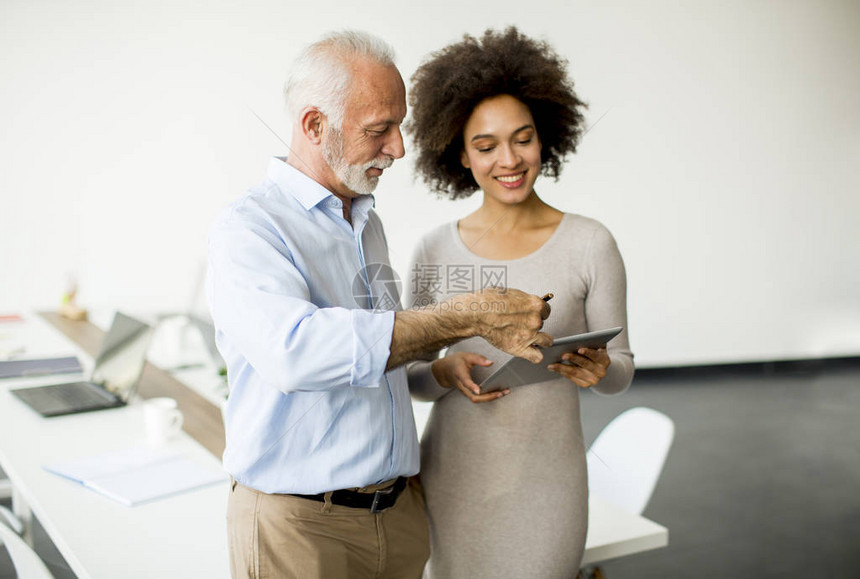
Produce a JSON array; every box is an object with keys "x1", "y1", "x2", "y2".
[{"x1": 143, "y1": 397, "x2": 184, "y2": 445}]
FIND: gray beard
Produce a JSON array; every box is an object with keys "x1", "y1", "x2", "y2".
[{"x1": 322, "y1": 128, "x2": 392, "y2": 195}]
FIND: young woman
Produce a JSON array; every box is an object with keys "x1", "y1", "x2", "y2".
[{"x1": 405, "y1": 28, "x2": 635, "y2": 578}]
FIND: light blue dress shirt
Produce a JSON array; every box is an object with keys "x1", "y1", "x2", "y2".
[{"x1": 206, "y1": 157, "x2": 419, "y2": 494}]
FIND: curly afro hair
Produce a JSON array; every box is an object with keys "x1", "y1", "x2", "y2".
[{"x1": 406, "y1": 27, "x2": 587, "y2": 199}]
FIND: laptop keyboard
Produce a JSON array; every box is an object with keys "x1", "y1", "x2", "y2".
[{"x1": 38, "y1": 383, "x2": 118, "y2": 407}]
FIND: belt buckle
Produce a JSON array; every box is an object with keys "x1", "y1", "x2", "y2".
[{"x1": 369, "y1": 484, "x2": 396, "y2": 513}]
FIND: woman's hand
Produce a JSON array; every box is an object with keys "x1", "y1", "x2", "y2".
[
  {"x1": 548, "y1": 347, "x2": 611, "y2": 388},
  {"x1": 431, "y1": 352, "x2": 509, "y2": 403}
]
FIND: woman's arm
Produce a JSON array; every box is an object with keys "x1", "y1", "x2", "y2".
[{"x1": 581, "y1": 223, "x2": 635, "y2": 395}]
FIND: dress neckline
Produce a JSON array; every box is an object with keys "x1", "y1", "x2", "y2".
[{"x1": 450, "y1": 213, "x2": 571, "y2": 263}]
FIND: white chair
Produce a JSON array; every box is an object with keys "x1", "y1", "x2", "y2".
[
  {"x1": 579, "y1": 407, "x2": 674, "y2": 579},
  {"x1": 0, "y1": 505, "x2": 56, "y2": 579},
  {"x1": 586, "y1": 406, "x2": 674, "y2": 514}
]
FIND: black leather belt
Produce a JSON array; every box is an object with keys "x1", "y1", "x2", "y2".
[{"x1": 292, "y1": 476, "x2": 408, "y2": 513}]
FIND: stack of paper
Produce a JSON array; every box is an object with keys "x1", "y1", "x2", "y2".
[{"x1": 44, "y1": 447, "x2": 227, "y2": 506}]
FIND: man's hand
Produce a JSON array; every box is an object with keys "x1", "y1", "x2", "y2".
[
  {"x1": 431, "y1": 352, "x2": 508, "y2": 403},
  {"x1": 548, "y1": 347, "x2": 611, "y2": 388},
  {"x1": 454, "y1": 287, "x2": 553, "y2": 364},
  {"x1": 388, "y1": 287, "x2": 552, "y2": 370}
]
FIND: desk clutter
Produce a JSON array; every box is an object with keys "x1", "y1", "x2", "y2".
[
  {"x1": 59, "y1": 277, "x2": 88, "y2": 321},
  {"x1": 43, "y1": 446, "x2": 227, "y2": 507}
]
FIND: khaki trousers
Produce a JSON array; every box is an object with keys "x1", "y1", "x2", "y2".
[{"x1": 227, "y1": 477, "x2": 430, "y2": 579}]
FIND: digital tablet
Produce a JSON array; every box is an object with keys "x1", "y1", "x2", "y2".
[{"x1": 479, "y1": 327, "x2": 623, "y2": 391}]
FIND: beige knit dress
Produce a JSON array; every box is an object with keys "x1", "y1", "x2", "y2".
[{"x1": 406, "y1": 213, "x2": 634, "y2": 579}]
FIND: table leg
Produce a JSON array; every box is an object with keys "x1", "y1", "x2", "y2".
[
  {"x1": 11, "y1": 485, "x2": 34, "y2": 545},
  {"x1": 0, "y1": 476, "x2": 12, "y2": 500}
]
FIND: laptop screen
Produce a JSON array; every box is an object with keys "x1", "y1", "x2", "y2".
[{"x1": 90, "y1": 312, "x2": 154, "y2": 401}]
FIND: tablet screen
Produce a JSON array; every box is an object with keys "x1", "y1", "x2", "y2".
[{"x1": 479, "y1": 327, "x2": 623, "y2": 391}]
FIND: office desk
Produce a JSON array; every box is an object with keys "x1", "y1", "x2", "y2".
[
  {"x1": 1, "y1": 313, "x2": 666, "y2": 578},
  {"x1": 0, "y1": 314, "x2": 231, "y2": 579}
]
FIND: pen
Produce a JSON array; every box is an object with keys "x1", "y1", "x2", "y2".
[{"x1": 541, "y1": 293, "x2": 554, "y2": 302}]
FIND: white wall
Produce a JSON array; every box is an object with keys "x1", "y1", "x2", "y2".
[{"x1": 2, "y1": 0, "x2": 858, "y2": 367}]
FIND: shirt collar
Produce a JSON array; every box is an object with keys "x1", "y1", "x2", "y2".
[{"x1": 268, "y1": 157, "x2": 376, "y2": 215}]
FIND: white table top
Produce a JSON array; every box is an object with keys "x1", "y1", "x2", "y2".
[
  {"x1": 0, "y1": 313, "x2": 666, "y2": 577},
  {"x1": 581, "y1": 497, "x2": 668, "y2": 565}
]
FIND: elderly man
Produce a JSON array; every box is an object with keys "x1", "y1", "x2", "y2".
[{"x1": 207, "y1": 30, "x2": 551, "y2": 579}]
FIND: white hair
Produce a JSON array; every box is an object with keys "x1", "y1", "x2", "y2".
[{"x1": 284, "y1": 30, "x2": 396, "y2": 130}]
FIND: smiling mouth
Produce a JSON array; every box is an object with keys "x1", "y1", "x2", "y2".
[{"x1": 495, "y1": 172, "x2": 526, "y2": 185}]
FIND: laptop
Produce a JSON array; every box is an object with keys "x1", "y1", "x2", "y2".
[{"x1": 11, "y1": 312, "x2": 155, "y2": 417}]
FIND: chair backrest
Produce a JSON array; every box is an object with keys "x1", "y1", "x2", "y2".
[
  {"x1": 0, "y1": 516, "x2": 56, "y2": 579},
  {"x1": 586, "y1": 406, "x2": 675, "y2": 515}
]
